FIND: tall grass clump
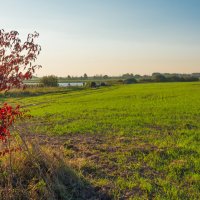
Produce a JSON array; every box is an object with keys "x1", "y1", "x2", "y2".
[{"x1": 0, "y1": 137, "x2": 90, "y2": 200}]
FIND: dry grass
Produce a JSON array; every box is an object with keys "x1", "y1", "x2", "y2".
[{"x1": 0, "y1": 134, "x2": 110, "y2": 200}]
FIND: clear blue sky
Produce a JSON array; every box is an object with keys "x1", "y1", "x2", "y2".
[{"x1": 1, "y1": 0, "x2": 200, "y2": 76}]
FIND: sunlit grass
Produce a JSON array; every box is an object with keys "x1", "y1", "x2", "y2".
[{"x1": 1, "y1": 82, "x2": 200, "y2": 199}]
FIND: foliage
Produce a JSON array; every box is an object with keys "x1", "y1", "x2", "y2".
[
  {"x1": 122, "y1": 73, "x2": 134, "y2": 79},
  {"x1": 100, "y1": 82, "x2": 107, "y2": 86},
  {"x1": 0, "y1": 30, "x2": 41, "y2": 140},
  {"x1": 0, "y1": 30, "x2": 41, "y2": 91},
  {"x1": 83, "y1": 73, "x2": 88, "y2": 79},
  {"x1": 123, "y1": 77, "x2": 137, "y2": 84},
  {"x1": 152, "y1": 74, "x2": 167, "y2": 82},
  {"x1": 90, "y1": 81, "x2": 97, "y2": 88},
  {"x1": 40, "y1": 75, "x2": 58, "y2": 87},
  {"x1": 0, "y1": 103, "x2": 23, "y2": 140}
]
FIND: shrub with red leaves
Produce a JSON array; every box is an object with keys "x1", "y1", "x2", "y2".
[
  {"x1": 0, "y1": 29, "x2": 41, "y2": 91},
  {"x1": 0, "y1": 103, "x2": 23, "y2": 141},
  {"x1": 0, "y1": 30, "x2": 41, "y2": 141}
]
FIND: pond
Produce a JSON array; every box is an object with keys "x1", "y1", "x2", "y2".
[
  {"x1": 25, "y1": 82, "x2": 85, "y2": 87},
  {"x1": 58, "y1": 82, "x2": 84, "y2": 87}
]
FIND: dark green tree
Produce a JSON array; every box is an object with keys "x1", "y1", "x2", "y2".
[
  {"x1": 40, "y1": 75, "x2": 58, "y2": 87},
  {"x1": 84, "y1": 73, "x2": 88, "y2": 79},
  {"x1": 123, "y1": 78, "x2": 137, "y2": 84}
]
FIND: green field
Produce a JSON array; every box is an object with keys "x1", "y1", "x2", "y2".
[{"x1": 2, "y1": 82, "x2": 200, "y2": 199}]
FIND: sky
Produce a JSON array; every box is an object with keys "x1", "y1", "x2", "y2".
[{"x1": 0, "y1": 0, "x2": 200, "y2": 76}]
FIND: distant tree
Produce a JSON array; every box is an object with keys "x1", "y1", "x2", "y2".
[
  {"x1": 123, "y1": 78, "x2": 137, "y2": 84},
  {"x1": 134, "y1": 74, "x2": 141, "y2": 79},
  {"x1": 192, "y1": 73, "x2": 200, "y2": 78},
  {"x1": 84, "y1": 73, "x2": 88, "y2": 79},
  {"x1": 117, "y1": 80, "x2": 124, "y2": 84},
  {"x1": 103, "y1": 75, "x2": 109, "y2": 79},
  {"x1": 90, "y1": 82, "x2": 97, "y2": 88},
  {"x1": 93, "y1": 74, "x2": 103, "y2": 79},
  {"x1": 153, "y1": 74, "x2": 166, "y2": 82},
  {"x1": 184, "y1": 76, "x2": 199, "y2": 82},
  {"x1": 122, "y1": 73, "x2": 134, "y2": 79},
  {"x1": 67, "y1": 75, "x2": 71, "y2": 79},
  {"x1": 139, "y1": 78, "x2": 154, "y2": 83},
  {"x1": 152, "y1": 72, "x2": 161, "y2": 77},
  {"x1": 168, "y1": 75, "x2": 182, "y2": 82},
  {"x1": 40, "y1": 75, "x2": 58, "y2": 87}
]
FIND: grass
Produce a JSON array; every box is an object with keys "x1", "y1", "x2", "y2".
[
  {"x1": 0, "y1": 137, "x2": 107, "y2": 200},
  {"x1": 0, "y1": 82, "x2": 200, "y2": 199}
]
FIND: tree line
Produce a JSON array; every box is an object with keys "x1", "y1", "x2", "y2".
[
  {"x1": 38, "y1": 73, "x2": 200, "y2": 87},
  {"x1": 58, "y1": 72, "x2": 200, "y2": 81}
]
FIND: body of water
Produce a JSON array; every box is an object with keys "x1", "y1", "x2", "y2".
[
  {"x1": 25, "y1": 82, "x2": 84, "y2": 87},
  {"x1": 58, "y1": 82, "x2": 84, "y2": 87}
]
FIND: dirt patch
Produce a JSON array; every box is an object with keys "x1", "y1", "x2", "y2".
[{"x1": 16, "y1": 133, "x2": 164, "y2": 199}]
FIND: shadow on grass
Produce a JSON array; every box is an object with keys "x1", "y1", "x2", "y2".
[
  {"x1": 51, "y1": 160, "x2": 112, "y2": 200},
  {"x1": 0, "y1": 87, "x2": 84, "y2": 98},
  {"x1": 0, "y1": 142, "x2": 112, "y2": 200}
]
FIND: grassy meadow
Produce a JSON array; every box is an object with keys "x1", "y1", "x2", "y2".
[{"x1": 0, "y1": 82, "x2": 200, "y2": 199}]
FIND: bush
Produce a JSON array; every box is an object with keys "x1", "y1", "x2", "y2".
[
  {"x1": 117, "y1": 80, "x2": 124, "y2": 84},
  {"x1": 0, "y1": 30, "x2": 41, "y2": 141},
  {"x1": 139, "y1": 78, "x2": 154, "y2": 83},
  {"x1": 123, "y1": 78, "x2": 137, "y2": 84},
  {"x1": 100, "y1": 82, "x2": 107, "y2": 86},
  {"x1": 153, "y1": 74, "x2": 167, "y2": 82},
  {"x1": 90, "y1": 82, "x2": 97, "y2": 88},
  {"x1": 184, "y1": 76, "x2": 199, "y2": 82},
  {"x1": 40, "y1": 75, "x2": 58, "y2": 87}
]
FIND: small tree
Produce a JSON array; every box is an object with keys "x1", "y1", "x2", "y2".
[
  {"x1": 83, "y1": 73, "x2": 88, "y2": 79},
  {"x1": 0, "y1": 30, "x2": 41, "y2": 141},
  {"x1": 40, "y1": 75, "x2": 58, "y2": 87}
]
